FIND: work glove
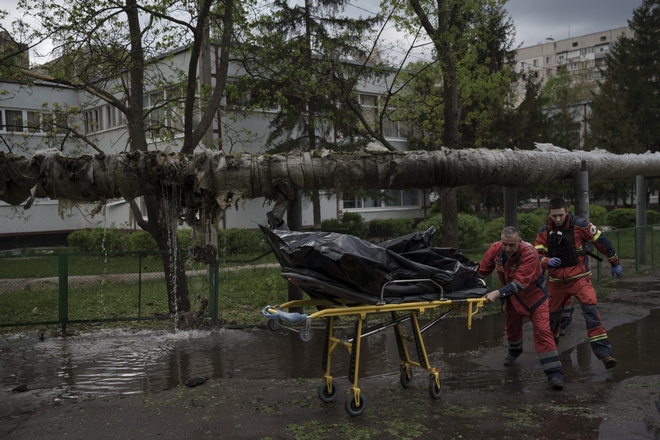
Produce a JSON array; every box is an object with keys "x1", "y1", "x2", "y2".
[
  {"x1": 611, "y1": 264, "x2": 623, "y2": 277},
  {"x1": 547, "y1": 257, "x2": 562, "y2": 267}
]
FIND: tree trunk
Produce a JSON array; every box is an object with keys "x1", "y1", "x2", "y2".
[
  {"x1": 144, "y1": 192, "x2": 192, "y2": 317},
  {"x1": 312, "y1": 189, "x2": 321, "y2": 228},
  {"x1": 439, "y1": 187, "x2": 459, "y2": 247}
]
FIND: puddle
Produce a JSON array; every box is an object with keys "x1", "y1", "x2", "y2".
[
  {"x1": 560, "y1": 307, "x2": 660, "y2": 382},
  {"x1": 0, "y1": 313, "x2": 506, "y2": 397},
  {"x1": 2, "y1": 309, "x2": 659, "y2": 397}
]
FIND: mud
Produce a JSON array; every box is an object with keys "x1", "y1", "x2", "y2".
[{"x1": 1, "y1": 273, "x2": 660, "y2": 439}]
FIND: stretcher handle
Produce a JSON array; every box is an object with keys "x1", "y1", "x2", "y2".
[
  {"x1": 378, "y1": 278, "x2": 444, "y2": 305},
  {"x1": 262, "y1": 306, "x2": 308, "y2": 324}
]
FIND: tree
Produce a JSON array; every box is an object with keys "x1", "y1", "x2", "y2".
[
  {"x1": 383, "y1": 0, "x2": 517, "y2": 246},
  {"x1": 539, "y1": 66, "x2": 592, "y2": 151},
  {"x1": 587, "y1": 0, "x2": 660, "y2": 207},
  {"x1": 11, "y1": 0, "x2": 238, "y2": 324},
  {"x1": 235, "y1": 0, "x2": 382, "y2": 228}
]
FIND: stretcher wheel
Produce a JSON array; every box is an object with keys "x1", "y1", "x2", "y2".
[
  {"x1": 318, "y1": 381, "x2": 338, "y2": 403},
  {"x1": 345, "y1": 393, "x2": 367, "y2": 416},
  {"x1": 428, "y1": 377, "x2": 442, "y2": 399},
  {"x1": 267, "y1": 318, "x2": 282, "y2": 332},
  {"x1": 299, "y1": 327, "x2": 313, "y2": 342},
  {"x1": 399, "y1": 366, "x2": 412, "y2": 389}
]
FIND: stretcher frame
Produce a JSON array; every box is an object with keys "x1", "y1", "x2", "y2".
[{"x1": 263, "y1": 272, "x2": 486, "y2": 416}]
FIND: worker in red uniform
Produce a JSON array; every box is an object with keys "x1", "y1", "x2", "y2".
[
  {"x1": 535, "y1": 198, "x2": 622, "y2": 369},
  {"x1": 479, "y1": 226, "x2": 564, "y2": 390}
]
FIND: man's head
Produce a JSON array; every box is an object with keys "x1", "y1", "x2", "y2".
[
  {"x1": 500, "y1": 226, "x2": 521, "y2": 257},
  {"x1": 548, "y1": 197, "x2": 569, "y2": 228}
]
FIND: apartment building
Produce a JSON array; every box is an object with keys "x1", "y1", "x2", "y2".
[
  {"x1": 0, "y1": 43, "x2": 429, "y2": 249},
  {"x1": 514, "y1": 26, "x2": 632, "y2": 98},
  {"x1": 512, "y1": 26, "x2": 633, "y2": 148}
]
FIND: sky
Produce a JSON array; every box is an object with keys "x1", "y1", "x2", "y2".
[
  {"x1": 346, "y1": 0, "x2": 643, "y2": 63},
  {"x1": 0, "y1": 0, "x2": 645, "y2": 64}
]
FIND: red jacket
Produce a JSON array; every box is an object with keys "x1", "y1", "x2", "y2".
[
  {"x1": 535, "y1": 213, "x2": 619, "y2": 283},
  {"x1": 479, "y1": 240, "x2": 547, "y2": 316}
]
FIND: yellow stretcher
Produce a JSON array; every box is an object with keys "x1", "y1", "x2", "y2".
[{"x1": 262, "y1": 270, "x2": 487, "y2": 416}]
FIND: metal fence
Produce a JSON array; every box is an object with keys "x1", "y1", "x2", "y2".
[
  {"x1": 0, "y1": 250, "x2": 285, "y2": 332},
  {"x1": 1, "y1": 224, "x2": 657, "y2": 332}
]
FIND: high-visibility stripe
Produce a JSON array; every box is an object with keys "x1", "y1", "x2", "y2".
[
  {"x1": 542, "y1": 360, "x2": 562, "y2": 371},
  {"x1": 549, "y1": 271, "x2": 591, "y2": 283},
  {"x1": 538, "y1": 350, "x2": 559, "y2": 360},
  {"x1": 589, "y1": 334, "x2": 608, "y2": 343},
  {"x1": 589, "y1": 230, "x2": 602, "y2": 242},
  {"x1": 535, "y1": 245, "x2": 547, "y2": 252}
]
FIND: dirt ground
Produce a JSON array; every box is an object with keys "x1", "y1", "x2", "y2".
[{"x1": 1, "y1": 274, "x2": 660, "y2": 440}]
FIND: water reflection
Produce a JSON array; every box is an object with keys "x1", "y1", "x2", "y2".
[
  {"x1": 1, "y1": 309, "x2": 658, "y2": 398},
  {"x1": 560, "y1": 308, "x2": 660, "y2": 381}
]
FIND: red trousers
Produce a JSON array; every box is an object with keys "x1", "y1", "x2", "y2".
[
  {"x1": 548, "y1": 276, "x2": 612, "y2": 359},
  {"x1": 504, "y1": 297, "x2": 556, "y2": 355}
]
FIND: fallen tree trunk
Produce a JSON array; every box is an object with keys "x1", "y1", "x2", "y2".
[{"x1": 2, "y1": 144, "x2": 660, "y2": 213}]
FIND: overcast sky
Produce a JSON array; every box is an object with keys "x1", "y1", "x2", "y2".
[
  {"x1": 0, "y1": 0, "x2": 644, "y2": 63},
  {"x1": 346, "y1": 0, "x2": 642, "y2": 60}
]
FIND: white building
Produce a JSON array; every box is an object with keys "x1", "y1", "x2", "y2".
[{"x1": 0, "y1": 44, "x2": 430, "y2": 249}]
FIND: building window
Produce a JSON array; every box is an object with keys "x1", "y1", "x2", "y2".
[
  {"x1": 0, "y1": 109, "x2": 54, "y2": 134},
  {"x1": 360, "y1": 94, "x2": 378, "y2": 128},
  {"x1": 533, "y1": 59, "x2": 538, "y2": 67},
  {"x1": 521, "y1": 61, "x2": 527, "y2": 69},
  {"x1": 600, "y1": 36, "x2": 607, "y2": 42},
  {"x1": 5, "y1": 110, "x2": 23, "y2": 132},
  {"x1": 85, "y1": 108, "x2": 102, "y2": 134},
  {"x1": 359, "y1": 94, "x2": 406, "y2": 139},
  {"x1": 546, "y1": 56, "x2": 552, "y2": 64},
  {"x1": 342, "y1": 189, "x2": 420, "y2": 210},
  {"x1": 557, "y1": 54, "x2": 565, "y2": 61},
  {"x1": 572, "y1": 42, "x2": 578, "y2": 47},
  {"x1": 547, "y1": 69, "x2": 553, "y2": 77},
  {"x1": 143, "y1": 86, "x2": 188, "y2": 139}
]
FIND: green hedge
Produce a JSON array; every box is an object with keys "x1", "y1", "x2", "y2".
[
  {"x1": 483, "y1": 212, "x2": 545, "y2": 245},
  {"x1": 647, "y1": 210, "x2": 660, "y2": 225},
  {"x1": 607, "y1": 208, "x2": 637, "y2": 229},
  {"x1": 368, "y1": 218, "x2": 415, "y2": 241},
  {"x1": 416, "y1": 213, "x2": 487, "y2": 249},
  {"x1": 567, "y1": 204, "x2": 608, "y2": 227},
  {"x1": 320, "y1": 212, "x2": 368, "y2": 238}
]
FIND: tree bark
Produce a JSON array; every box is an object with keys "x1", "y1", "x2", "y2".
[{"x1": 5, "y1": 146, "x2": 660, "y2": 209}]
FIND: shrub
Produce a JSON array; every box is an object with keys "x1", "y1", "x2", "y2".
[
  {"x1": 484, "y1": 217, "x2": 505, "y2": 244},
  {"x1": 517, "y1": 212, "x2": 546, "y2": 243},
  {"x1": 368, "y1": 218, "x2": 415, "y2": 241},
  {"x1": 320, "y1": 218, "x2": 342, "y2": 230},
  {"x1": 217, "y1": 228, "x2": 268, "y2": 256},
  {"x1": 417, "y1": 213, "x2": 487, "y2": 249},
  {"x1": 567, "y1": 204, "x2": 608, "y2": 228},
  {"x1": 483, "y1": 212, "x2": 545, "y2": 246},
  {"x1": 126, "y1": 231, "x2": 158, "y2": 251},
  {"x1": 587, "y1": 205, "x2": 608, "y2": 227},
  {"x1": 416, "y1": 214, "x2": 442, "y2": 245},
  {"x1": 647, "y1": 210, "x2": 660, "y2": 225},
  {"x1": 67, "y1": 228, "x2": 128, "y2": 252},
  {"x1": 607, "y1": 208, "x2": 636, "y2": 229},
  {"x1": 457, "y1": 213, "x2": 487, "y2": 248},
  {"x1": 340, "y1": 212, "x2": 368, "y2": 238}
]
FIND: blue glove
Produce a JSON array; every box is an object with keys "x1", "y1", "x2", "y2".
[
  {"x1": 547, "y1": 257, "x2": 562, "y2": 267},
  {"x1": 611, "y1": 265, "x2": 623, "y2": 277}
]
